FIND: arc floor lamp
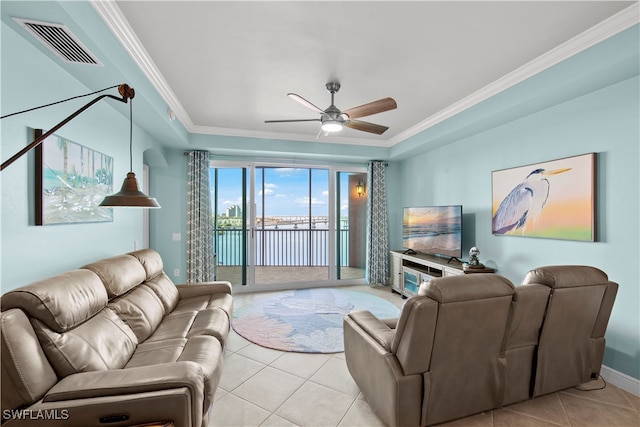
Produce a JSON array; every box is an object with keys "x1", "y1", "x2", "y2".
[{"x1": 0, "y1": 84, "x2": 160, "y2": 208}]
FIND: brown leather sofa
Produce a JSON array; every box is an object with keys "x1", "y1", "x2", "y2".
[
  {"x1": 344, "y1": 266, "x2": 618, "y2": 427},
  {"x1": 1, "y1": 249, "x2": 232, "y2": 427}
]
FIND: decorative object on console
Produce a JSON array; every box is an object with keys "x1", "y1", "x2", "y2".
[
  {"x1": 492, "y1": 153, "x2": 595, "y2": 241},
  {"x1": 463, "y1": 248, "x2": 496, "y2": 273},
  {"x1": 35, "y1": 129, "x2": 114, "y2": 225},
  {"x1": 467, "y1": 246, "x2": 482, "y2": 266},
  {"x1": 465, "y1": 246, "x2": 484, "y2": 268},
  {"x1": 0, "y1": 84, "x2": 160, "y2": 208}
]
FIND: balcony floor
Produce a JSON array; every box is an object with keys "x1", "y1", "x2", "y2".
[{"x1": 217, "y1": 266, "x2": 365, "y2": 287}]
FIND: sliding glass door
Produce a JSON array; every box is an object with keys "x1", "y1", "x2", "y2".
[
  {"x1": 210, "y1": 162, "x2": 365, "y2": 288},
  {"x1": 210, "y1": 166, "x2": 249, "y2": 285},
  {"x1": 254, "y1": 167, "x2": 329, "y2": 284}
]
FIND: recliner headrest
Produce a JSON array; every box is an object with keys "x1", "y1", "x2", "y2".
[
  {"x1": 82, "y1": 254, "x2": 146, "y2": 298},
  {"x1": 1, "y1": 269, "x2": 108, "y2": 332},
  {"x1": 419, "y1": 274, "x2": 514, "y2": 302},
  {"x1": 128, "y1": 249, "x2": 164, "y2": 281},
  {"x1": 523, "y1": 265, "x2": 608, "y2": 289}
]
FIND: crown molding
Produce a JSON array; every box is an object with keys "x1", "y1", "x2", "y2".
[
  {"x1": 385, "y1": 4, "x2": 640, "y2": 147},
  {"x1": 90, "y1": 0, "x2": 194, "y2": 130},
  {"x1": 94, "y1": 1, "x2": 639, "y2": 148},
  {"x1": 189, "y1": 124, "x2": 386, "y2": 147}
]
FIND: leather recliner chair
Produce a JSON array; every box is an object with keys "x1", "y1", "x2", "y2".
[
  {"x1": 344, "y1": 266, "x2": 618, "y2": 426},
  {"x1": 344, "y1": 274, "x2": 516, "y2": 427}
]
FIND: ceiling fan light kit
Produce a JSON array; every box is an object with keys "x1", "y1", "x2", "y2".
[
  {"x1": 321, "y1": 120, "x2": 343, "y2": 132},
  {"x1": 266, "y1": 82, "x2": 397, "y2": 135}
]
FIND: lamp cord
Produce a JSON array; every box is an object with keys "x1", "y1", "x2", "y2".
[
  {"x1": 1, "y1": 85, "x2": 121, "y2": 119},
  {"x1": 129, "y1": 100, "x2": 133, "y2": 172}
]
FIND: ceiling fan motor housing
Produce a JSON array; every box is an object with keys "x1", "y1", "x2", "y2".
[
  {"x1": 326, "y1": 82, "x2": 341, "y2": 93},
  {"x1": 265, "y1": 81, "x2": 396, "y2": 135}
]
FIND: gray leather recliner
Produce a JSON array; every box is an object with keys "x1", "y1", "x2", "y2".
[{"x1": 344, "y1": 266, "x2": 618, "y2": 426}]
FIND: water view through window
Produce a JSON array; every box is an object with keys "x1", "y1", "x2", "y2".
[{"x1": 210, "y1": 165, "x2": 366, "y2": 287}]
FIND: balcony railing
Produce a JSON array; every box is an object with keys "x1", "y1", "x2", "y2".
[{"x1": 214, "y1": 228, "x2": 351, "y2": 266}]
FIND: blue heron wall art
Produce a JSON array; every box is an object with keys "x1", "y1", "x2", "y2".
[{"x1": 491, "y1": 153, "x2": 596, "y2": 241}]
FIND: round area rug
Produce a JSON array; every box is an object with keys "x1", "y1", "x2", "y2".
[{"x1": 231, "y1": 288, "x2": 400, "y2": 353}]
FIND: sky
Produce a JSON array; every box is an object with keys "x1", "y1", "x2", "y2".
[{"x1": 210, "y1": 167, "x2": 354, "y2": 217}]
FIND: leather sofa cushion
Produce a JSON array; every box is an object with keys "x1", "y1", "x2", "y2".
[
  {"x1": 125, "y1": 338, "x2": 188, "y2": 368},
  {"x1": 129, "y1": 248, "x2": 165, "y2": 280},
  {"x1": 1, "y1": 309, "x2": 58, "y2": 411},
  {"x1": 109, "y1": 284, "x2": 166, "y2": 342},
  {"x1": 174, "y1": 292, "x2": 233, "y2": 319},
  {"x1": 146, "y1": 311, "x2": 197, "y2": 343},
  {"x1": 187, "y1": 308, "x2": 230, "y2": 344},
  {"x1": 1, "y1": 269, "x2": 107, "y2": 332},
  {"x1": 83, "y1": 254, "x2": 146, "y2": 298},
  {"x1": 145, "y1": 308, "x2": 230, "y2": 346},
  {"x1": 144, "y1": 272, "x2": 180, "y2": 313},
  {"x1": 33, "y1": 307, "x2": 138, "y2": 378},
  {"x1": 523, "y1": 265, "x2": 608, "y2": 288}
]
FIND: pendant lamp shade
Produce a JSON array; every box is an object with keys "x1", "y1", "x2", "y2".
[
  {"x1": 99, "y1": 172, "x2": 160, "y2": 208},
  {"x1": 99, "y1": 86, "x2": 161, "y2": 208}
]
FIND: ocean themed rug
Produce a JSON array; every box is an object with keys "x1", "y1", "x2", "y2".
[{"x1": 231, "y1": 287, "x2": 401, "y2": 353}]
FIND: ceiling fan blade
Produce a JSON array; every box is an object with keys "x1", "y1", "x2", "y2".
[
  {"x1": 343, "y1": 97, "x2": 397, "y2": 119},
  {"x1": 264, "y1": 119, "x2": 321, "y2": 123},
  {"x1": 287, "y1": 93, "x2": 325, "y2": 114},
  {"x1": 345, "y1": 120, "x2": 389, "y2": 135}
]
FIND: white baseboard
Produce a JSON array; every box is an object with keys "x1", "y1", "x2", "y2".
[{"x1": 600, "y1": 365, "x2": 640, "y2": 397}]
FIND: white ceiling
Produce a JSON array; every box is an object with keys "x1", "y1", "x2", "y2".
[{"x1": 102, "y1": 1, "x2": 636, "y2": 147}]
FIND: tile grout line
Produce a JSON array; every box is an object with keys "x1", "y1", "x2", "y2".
[
  {"x1": 558, "y1": 388, "x2": 640, "y2": 412},
  {"x1": 262, "y1": 355, "x2": 337, "y2": 427},
  {"x1": 500, "y1": 406, "x2": 569, "y2": 427},
  {"x1": 554, "y1": 391, "x2": 575, "y2": 427}
]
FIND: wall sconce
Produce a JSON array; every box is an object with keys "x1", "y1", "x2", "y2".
[
  {"x1": 356, "y1": 178, "x2": 365, "y2": 197},
  {"x1": 1, "y1": 84, "x2": 160, "y2": 208}
]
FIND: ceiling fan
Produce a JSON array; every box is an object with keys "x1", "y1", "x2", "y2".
[{"x1": 265, "y1": 82, "x2": 397, "y2": 135}]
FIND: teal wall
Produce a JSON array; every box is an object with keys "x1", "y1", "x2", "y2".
[
  {"x1": 0, "y1": 19, "x2": 159, "y2": 289},
  {"x1": 385, "y1": 27, "x2": 639, "y2": 379},
  {"x1": 150, "y1": 150, "x2": 189, "y2": 283}
]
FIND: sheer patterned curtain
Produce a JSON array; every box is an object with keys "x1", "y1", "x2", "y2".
[
  {"x1": 187, "y1": 151, "x2": 214, "y2": 283},
  {"x1": 365, "y1": 160, "x2": 389, "y2": 285}
]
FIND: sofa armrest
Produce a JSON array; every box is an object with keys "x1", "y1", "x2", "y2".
[
  {"x1": 346, "y1": 310, "x2": 394, "y2": 352},
  {"x1": 21, "y1": 388, "x2": 193, "y2": 427},
  {"x1": 43, "y1": 362, "x2": 204, "y2": 403},
  {"x1": 381, "y1": 317, "x2": 398, "y2": 329},
  {"x1": 175, "y1": 281, "x2": 232, "y2": 299}
]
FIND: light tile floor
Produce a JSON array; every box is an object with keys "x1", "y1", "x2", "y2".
[{"x1": 209, "y1": 285, "x2": 640, "y2": 427}]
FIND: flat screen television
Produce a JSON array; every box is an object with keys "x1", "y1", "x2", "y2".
[{"x1": 402, "y1": 205, "x2": 463, "y2": 260}]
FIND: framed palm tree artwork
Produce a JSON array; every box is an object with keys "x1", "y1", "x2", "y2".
[
  {"x1": 491, "y1": 153, "x2": 596, "y2": 241},
  {"x1": 34, "y1": 129, "x2": 114, "y2": 225}
]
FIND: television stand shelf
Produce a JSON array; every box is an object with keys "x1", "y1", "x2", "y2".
[{"x1": 390, "y1": 250, "x2": 492, "y2": 297}]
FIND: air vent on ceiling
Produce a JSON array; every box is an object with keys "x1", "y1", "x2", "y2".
[{"x1": 13, "y1": 18, "x2": 102, "y2": 66}]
